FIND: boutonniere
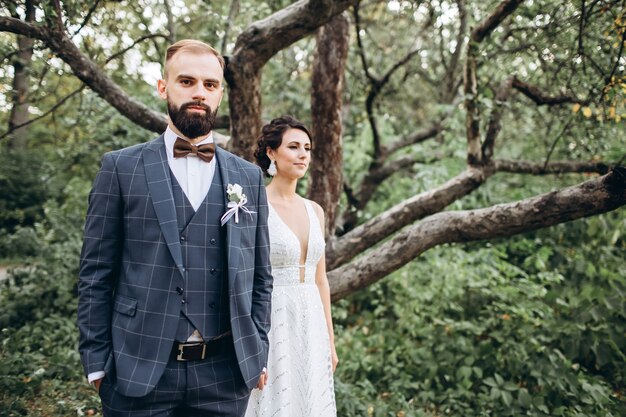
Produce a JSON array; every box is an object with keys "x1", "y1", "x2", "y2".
[{"x1": 220, "y1": 183, "x2": 255, "y2": 226}]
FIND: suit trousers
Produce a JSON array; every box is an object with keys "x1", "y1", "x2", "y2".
[{"x1": 99, "y1": 345, "x2": 251, "y2": 417}]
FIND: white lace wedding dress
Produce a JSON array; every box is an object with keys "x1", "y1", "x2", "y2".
[{"x1": 245, "y1": 199, "x2": 336, "y2": 417}]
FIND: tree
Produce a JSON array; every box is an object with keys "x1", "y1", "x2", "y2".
[{"x1": 0, "y1": 0, "x2": 624, "y2": 300}]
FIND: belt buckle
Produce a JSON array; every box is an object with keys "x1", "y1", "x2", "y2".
[{"x1": 176, "y1": 342, "x2": 206, "y2": 361}]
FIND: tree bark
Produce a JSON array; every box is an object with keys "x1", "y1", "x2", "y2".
[
  {"x1": 225, "y1": 0, "x2": 354, "y2": 159},
  {"x1": 512, "y1": 77, "x2": 580, "y2": 105},
  {"x1": 223, "y1": 63, "x2": 263, "y2": 161},
  {"x1": 464, "y1": 42, "x2": 482, "y2": 165},
  {"x1": 329, "y1": 167, "x2": 626, "y2": 300},
  {"x1": 464, "y1": 0, "x2": 525, "y2": 166},
  {"x1": 494, "y1": 159, "x2": 612, "y2": 175},
  {"x1": 7, "y1": 0, "x2": 35, "y2": 151},
  {"x1": 482, "y1": 76, "x2": 514, "y2": 161},
  {"x1": 308, "y1": 12, "x2": 350, "y2": 237}
]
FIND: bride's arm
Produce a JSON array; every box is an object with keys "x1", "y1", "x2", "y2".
[{"x1": 311, "y1": 202, "x2": 339, "y2": 373}]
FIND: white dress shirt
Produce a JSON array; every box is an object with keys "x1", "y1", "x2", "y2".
[
  {"x1": 87, "y1": 127, "x2": 215, "y2": 384},
  {"x1": 164, "y1": 126, "x2": 216, "y2": 210}
]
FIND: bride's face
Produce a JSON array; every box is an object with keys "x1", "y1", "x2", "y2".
[{"x1": 268, "y1": 128, "x2": 312, "y2": 180}]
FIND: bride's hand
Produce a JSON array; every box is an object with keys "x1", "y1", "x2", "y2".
[
  {"x1": 256, "y1": 368, "x2": 268, "y2": 390},
  {"x1": 330, "y1": 343, "x2": 339, "y2": 373}
]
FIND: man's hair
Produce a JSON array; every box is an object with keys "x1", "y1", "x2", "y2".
[{"x1": 163, "y1": 39, "x2": 225, "y2": 77}]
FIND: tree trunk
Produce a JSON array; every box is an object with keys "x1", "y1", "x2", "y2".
[
  {"x1": 223, "y1": 0, "x2": 354, "y2": 158},
  {"x1": 224, "y1": 60, "x2": 262, "y2": 162},
  {"x1": 308, "y1": 12, "x2": 350, "y2": 237},
  {"x1": 7, "y1": 1, "x2": 35, "y2": 151}
]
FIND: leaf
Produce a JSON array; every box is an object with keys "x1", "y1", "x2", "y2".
[
  {"x1": 484, "y1": 377, "x2": 498, "y2": 388},
  {"x1": 503, "y1": 382, "x2": 519, "y2": 391},
  {"x1": 457, "y1": 366, "x2": 472, "y2": 380},
  {"x1": 501, "y1": 390, "x2": 513, "y2": 407},
  {"x1": 494, "y1": 373, "x2": 504, "y2": 386},
  {"x1": 518, "y1": 389, "x2": 532, "y2": 408}
]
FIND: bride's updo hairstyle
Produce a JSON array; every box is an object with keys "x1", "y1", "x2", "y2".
[{"x1": 255, "y1": 115, "x2": 313, "y2": 177}]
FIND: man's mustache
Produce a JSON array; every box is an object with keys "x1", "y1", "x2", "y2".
[{"x1": 180, "y1": 101, "x2": 212, "y2": 112}]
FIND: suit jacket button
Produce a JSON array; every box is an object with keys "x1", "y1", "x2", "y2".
[
  {"x1": 210, "y1": 268, "x2": 216, "y2": 275},
  {"x1": 209, "y1": 302, "x2": 216, "y2": 309},
  {"x1": 180, "y1": 236, "x2": 186, "y2": 242},
  {"x1": 210, "y1": 238, "x2": 216, "y2": 245},
  {"x1": 176, "y1": 287, "x2": 183, "y2": 295}
]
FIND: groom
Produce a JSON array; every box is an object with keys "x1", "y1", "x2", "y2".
[{"x1": 77, "y1": 39, "x2": 272, "y2": 416}]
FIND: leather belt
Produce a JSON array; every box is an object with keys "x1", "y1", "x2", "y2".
[{"x1": 171, "y1": 331, "x2": 233, "y2": 361}]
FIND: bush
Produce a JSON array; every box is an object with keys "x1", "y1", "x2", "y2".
[
  {"x1": 0, "y1": 226, "x2": 40, "y2": 260},
  {"x1": 0, "y1": 151, "x2": 49, "y2": 232},
  {"x1": 334, "y1": 213, "x2": 626, "y2": 416}
]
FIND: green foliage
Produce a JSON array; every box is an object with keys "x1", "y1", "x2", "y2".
[
  {"x1": 333, "y1": 213, "x2": 626, "y2": 416},
  {"x1": 0, "y1": 313, "x2": 97, "y2": 417},
  {"x1": 1, "y1": 0, "x2": 625, "y2": 416},
  {"x1": 0, "y1": 151, "x2": 48, "y2": 233},
  {"x1": 0, "y1": 175, "x2": 88, "y2": 329}
]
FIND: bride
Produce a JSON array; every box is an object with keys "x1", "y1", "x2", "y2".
[{"x1": 245, "y1": 116, "x2": 338, "y2": 417}]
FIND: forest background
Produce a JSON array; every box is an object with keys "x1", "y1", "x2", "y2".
[{"x1": 0, "y1": 0, "x2": 625, "y2": 416}]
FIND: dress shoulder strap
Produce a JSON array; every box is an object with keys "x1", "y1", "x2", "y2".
[{"x1": 303, "y1": 198, "x2": 324, "y2": 233}]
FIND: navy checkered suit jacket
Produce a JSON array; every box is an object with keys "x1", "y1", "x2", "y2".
[{"x1": 77, "y1": 135, "x2": 273, "y2": 397}]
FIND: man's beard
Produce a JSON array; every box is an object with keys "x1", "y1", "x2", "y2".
[{"x1": 167, "y1": 100, "x2": 218, "y2": 139}]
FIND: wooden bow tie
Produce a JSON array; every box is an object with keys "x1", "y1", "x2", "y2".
[{"x1": 173, "y1": 138, "x2": 215, "y2": 163}]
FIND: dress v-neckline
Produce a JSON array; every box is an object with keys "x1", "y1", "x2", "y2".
[{"x1": 269, "y1": 199, "x2": 311, "y2": 268}]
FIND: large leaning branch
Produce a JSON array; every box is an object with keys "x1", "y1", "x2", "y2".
[
  {"x1": 329, "y1": 167, "x2": 626, "y2": 300},
  {"x1": 0, "y1": 16, "x2": 167, "y2": 133},
  {"x1": 230, "y1": 0, "x2": 354, "y2": 69},
  {"x1": 329, "y1": 167, "x2": 493, "y2": 269},
  {"x1": 0, "y1": 16, "x2": 229, "y2": 135},
  {"x1": 332, "y1": 155, "x2": 618, "y2": 270}
]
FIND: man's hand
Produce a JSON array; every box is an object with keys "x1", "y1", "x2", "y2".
[
  {"x1": 93, "y1": 378, "x2": 103, "y2": 393},
  {"x1": 256, "y1": 368, "x2": 268, "y2": 390}
]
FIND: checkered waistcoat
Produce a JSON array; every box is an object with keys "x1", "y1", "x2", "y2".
[
  {"x1": 78, "y1": 135, "x2": 273, "y2": 398},
  {"x1": 170, "y1": 163, "x2": 230, "y2": 341}
]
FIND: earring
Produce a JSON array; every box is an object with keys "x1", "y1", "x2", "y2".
[{"x1": 267, "y1": 160, "x2": 277, "y2": 176}]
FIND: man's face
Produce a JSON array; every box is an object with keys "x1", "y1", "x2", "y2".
[{"x1": 157, "y1": 51, "x2": 224, "y2": 140}]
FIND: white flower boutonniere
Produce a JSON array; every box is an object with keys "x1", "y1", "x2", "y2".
[{"x1": 220, "y1": 183, "x2": 255, "y2": 226}]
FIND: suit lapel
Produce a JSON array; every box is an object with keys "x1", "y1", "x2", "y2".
[
  {"x1": 143, "y1": 136, "x2": 184, "y2": 276},
  {"x1": 216, "y1": 147, "x2": 242, "y2": 280}
]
